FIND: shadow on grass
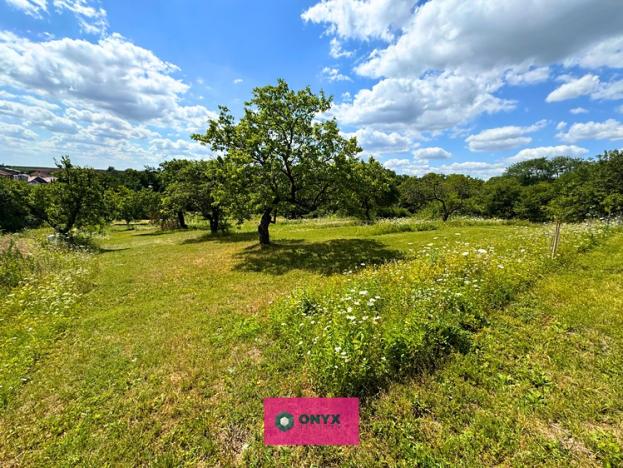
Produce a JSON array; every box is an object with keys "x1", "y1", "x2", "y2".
[
  {"x1": 181, "y1": 231, "x2": 258, "y2": 244},
  {"x1": 234, "y1": 238, "x2": 404, "y2": 275}
]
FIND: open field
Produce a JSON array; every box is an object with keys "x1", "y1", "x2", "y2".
[{"x1": 1, "y1": 218, "x2": 621, "y2": 466}]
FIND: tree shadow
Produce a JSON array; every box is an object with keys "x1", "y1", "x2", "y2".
[
  {"x1": 234, "y1": 238, "x2": 404, "y2": 275},
  {"x1": 181, "y1": 231, "x2": 259, "y2": 244}
]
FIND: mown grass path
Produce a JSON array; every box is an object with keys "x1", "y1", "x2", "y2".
[{"x1": 1, "y1": 221, "x2": 620, "y2": 465}]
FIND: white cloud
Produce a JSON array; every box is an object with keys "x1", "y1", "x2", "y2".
[
  {"x1": 618, "y1": 105, "x2": 623, "y2": 114},
  {"x1": 5, "y1": 0, "x2": 47, "y2": 17},
  {"x1": 413, "y1": 147, "x2": 451, "y2": 160},
  {"x1": 0, "y1": 32, "x2": 201, "y2": 122},
  {"x1": 504, "y1": 66, "x2": 550, "y2": 86},
  {"x1": 4, "y1": 0, "x2": 107, "y2": 34},
  {"x1": 546, "y1": 75, "x2": 623, "y2": 102},
  {"x1": 302, "y1": 0, "x2": 416, "y2": 42},
  {"x1": 556, "y1": 121, "x2": 567, "y2": 131},
  {"x1": 383, "y1": 157, "x2": 430, "y2": 176},
  {"x1": 558, "y1": 119, "x2": 623, "y2": 142},
  {"x1": 565, "y1": 36, "x2": 623, "y2": 69},
  {"x1": 384, "y1": 157, "x2": 506, "y2": 179},
  {"x1": 0, "y1": 121, "x2": 38, "y2": 140},
  {"x1": 507, "y1": 145, "x2": 588, "y2": 163},
  {"x1": 52, "y1": 0, "x2": 108, "y2": 34},
  {"x1": 353, "y1": 0, "x2": 623, "y2": 79},
  {"x1": 592, "y1": 79, "x2": 623, "y2": 101},
  {"x1": 570, "y1": 107, "x2": 588, "y2": 115},
  {"x1": 0, "y1": 31, "x2": 218, "y2": 167},
  {"x1": 546, "y1": 74, "x2": 600, "y2": 102},
  {"x1": 347, "y1": 127, "x2": 416, "y2": 154},
  {"x1": 437, "y1": 161, "x2": 505, "y2": 179},
  {"x1": 333, "y1": 72, "x2": 514, "y2": 132},
  {"x1": 233, "y1": 78, "x2": 243, "y2": 84},
  {"x1": 329, "y1": 38, "x2": 352, "y2": 59},
  {"x1": 322, "y1": 66, "x2": 351, "y2": 82},
  {"x1": 465, "y1": 120, "x2": 546, "y2": 152}
]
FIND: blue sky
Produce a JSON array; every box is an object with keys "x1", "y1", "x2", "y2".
[{"x1": 1, "y1": 0, "x2": 622, "y2": 178}]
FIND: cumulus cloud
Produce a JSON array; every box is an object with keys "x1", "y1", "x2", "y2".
[
  {"x1": 570, "y1": 107, "x2": 588, "y2": 115},
  {"x1": 0, "y1": 32, "x2": 204, "y2": 123},
  {"x1": 4, "y1": 0, "x2": 108, "y2": 34},
  {"x1": 546, "y1": 74, "x2": 600, "y2": 102},
  {"x1": 347, "y1": 127, "x2": 416, "y2": 154},
  {"x1": 413, "y1": 147, "x2": 451, "y2": 160},
  {"x1": 329, "y1": 38, "x2": 352, "y2": 59},
  {"x1": 546, "y1": 75, "x2": 623, "y2": 102},
  {"x1": 0, "y1": 31, "x2": 217, "y2": 167},
  {"x1": 302, "y1": 0, "x2": 416, "y2": 42},
  {"x1": 333, "y1": 72, "x2": 514, "y2": 132},
  {"x1": 558, "y1": 119, "x2": 623, "y2": 142},
  {"x1": 353, "y1": 0, "x2": 623, "y2": 79},
  {"x1": 322, "y1": 66, "x2": 351, "y2": 81},
  {"x1": 465, "y1": 120, "x2": 547, "y2": 152},
  {"x1": 383, "y1": 157, "x2": 504, "y2": 179},
  {"x1": 506, "y1": 145, "x2": 588, "y2": 163},
  {"x1": 5, "y1": 0, "x2": 47, "y2": 17}
]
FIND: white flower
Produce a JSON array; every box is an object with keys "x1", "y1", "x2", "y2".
[
  {"x1": 359, "y1": 290, "x2": 368, "y2": 296},
  {"x1": 476, "y1": 248, "x2": 487, "y2": 255},
  {"x1": 498, "y1": 264, "x2": 504, "y2": 269},
  {"x1": 334, "y1": 346, "x2": 341, "y2": 353},
  {"x1": 462, "y1": 251, "x2": 469, "y2": 256}
]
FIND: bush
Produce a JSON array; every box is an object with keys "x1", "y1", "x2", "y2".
[{"x1": 270, "y1": 222, "x2": 613, "y2": 397}]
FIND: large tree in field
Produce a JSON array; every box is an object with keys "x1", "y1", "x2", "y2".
[
  {"x1": 344, "y1": 157, "x2": 398, "y2": 221},
  {"x1": 192, "y1": 79, "x2": 361, "y2": 244},
  {"x1": 30, "y1": 156, "x2": 107, "y2": 237},
  {"x1": 400, "y1": 173, "x2": 482, "y2": 221}
]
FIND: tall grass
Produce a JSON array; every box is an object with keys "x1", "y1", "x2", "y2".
[
  {"x1": 270, "y1": 222, "x2": 614, "y2": 397},
  {"x1": 0, "y1": 232, "x2": 94, "y2": 406}
]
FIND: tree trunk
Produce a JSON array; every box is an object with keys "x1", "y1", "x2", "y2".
[
  {"x1": 442, "y1": 211, "x2": 450, "y2": 221},
  {"x1": 258, "y1": 208, "x2": 272, "y2": 245},
  {"x1": 209, "y1": 211, "x2": 219, "y2": 234},
  {"x1": 177, "y1": 210, "x2": 188, "y2": 229}
]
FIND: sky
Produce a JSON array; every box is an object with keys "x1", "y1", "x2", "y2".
[{"x1": 0, "y1": 0, "x2": 622, "y2": 179}]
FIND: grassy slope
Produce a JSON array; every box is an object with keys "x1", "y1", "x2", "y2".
[{"x1": 0, "y1": 220, "x2": 620, "y2": 465}]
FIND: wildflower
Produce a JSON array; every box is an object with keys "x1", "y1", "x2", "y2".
[
  {"x1": 498, "y1": 264, "x2": 504, "y2": 269},
  {"x1": 476, "y1": 248, "x2": 487, "y2": 255},
  {"x1": 462, "y1": 251, "x2": 469, "y2": 256},
  {"x1": 359, "y1": 290, "x2": 368, "y2": 296}
]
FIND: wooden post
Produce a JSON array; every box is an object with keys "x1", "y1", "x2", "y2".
[{"x1": 551, "y1": 220, "x2": 562, "y2": 259}]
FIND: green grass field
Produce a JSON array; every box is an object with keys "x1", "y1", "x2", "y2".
[{"x1": 1, "y1": 218, "x2": 621, "y2": 466}]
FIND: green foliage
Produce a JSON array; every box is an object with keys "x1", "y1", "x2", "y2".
[
  {"x1": 399, "y1": 173, "x2": 482, "y2": 221},
  {"x1": 31, "y1": 156, "x2": 108, "y2": 238},
  {"x1": 270, "y1": 222, "x2": 612, "y2": 397},
  {"x1": 192, "y1": 79, "x2": 361, "y2": 243},
  {"x1": 342, "y1": 157, "x2": 399, "y2": 221},
  {"x1": 0, "y1": 178, "x2": 40, "y2": 232}
]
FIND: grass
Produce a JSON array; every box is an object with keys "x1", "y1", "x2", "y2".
[{"x1": 0, "y1": 218, "x2": 621, "y2": 465}]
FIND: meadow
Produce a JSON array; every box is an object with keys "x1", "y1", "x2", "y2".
[{"x1": 0, "y1": 218, "x2": 621, "y2": 466}]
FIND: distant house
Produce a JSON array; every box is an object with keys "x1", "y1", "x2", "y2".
[
  {"x1": 0, "y1": 167, "x2": 19, "y2": 179},
  {"x1": 27, "y1": 176, "x2": 55, "y2": 184}
]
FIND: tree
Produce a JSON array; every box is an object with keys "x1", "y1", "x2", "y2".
[
  {"x1": 399, "y1": 173, "x2": 482, "y2": 221},
  {"x1": 0, "y1": 178, "x2": 40, "y2": 232},
  {"x1": 343, "y1": 157, "x2": 398, "y2": 221},
  {"x1": 159, "y1": 158, "x2": 246, "y2": 233},
  {"x1": 193, "y1": 79, "x2": 361, "y2": 244},
  {"x1": 478, "y1": 176, "x2": 522, "y2": 219},
  {"x1": 107, "y1": 186, "x2": 161, "y2": 227},
  {"x1": 32, "y1": 156, "x2": 107, "y2": 237}
]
